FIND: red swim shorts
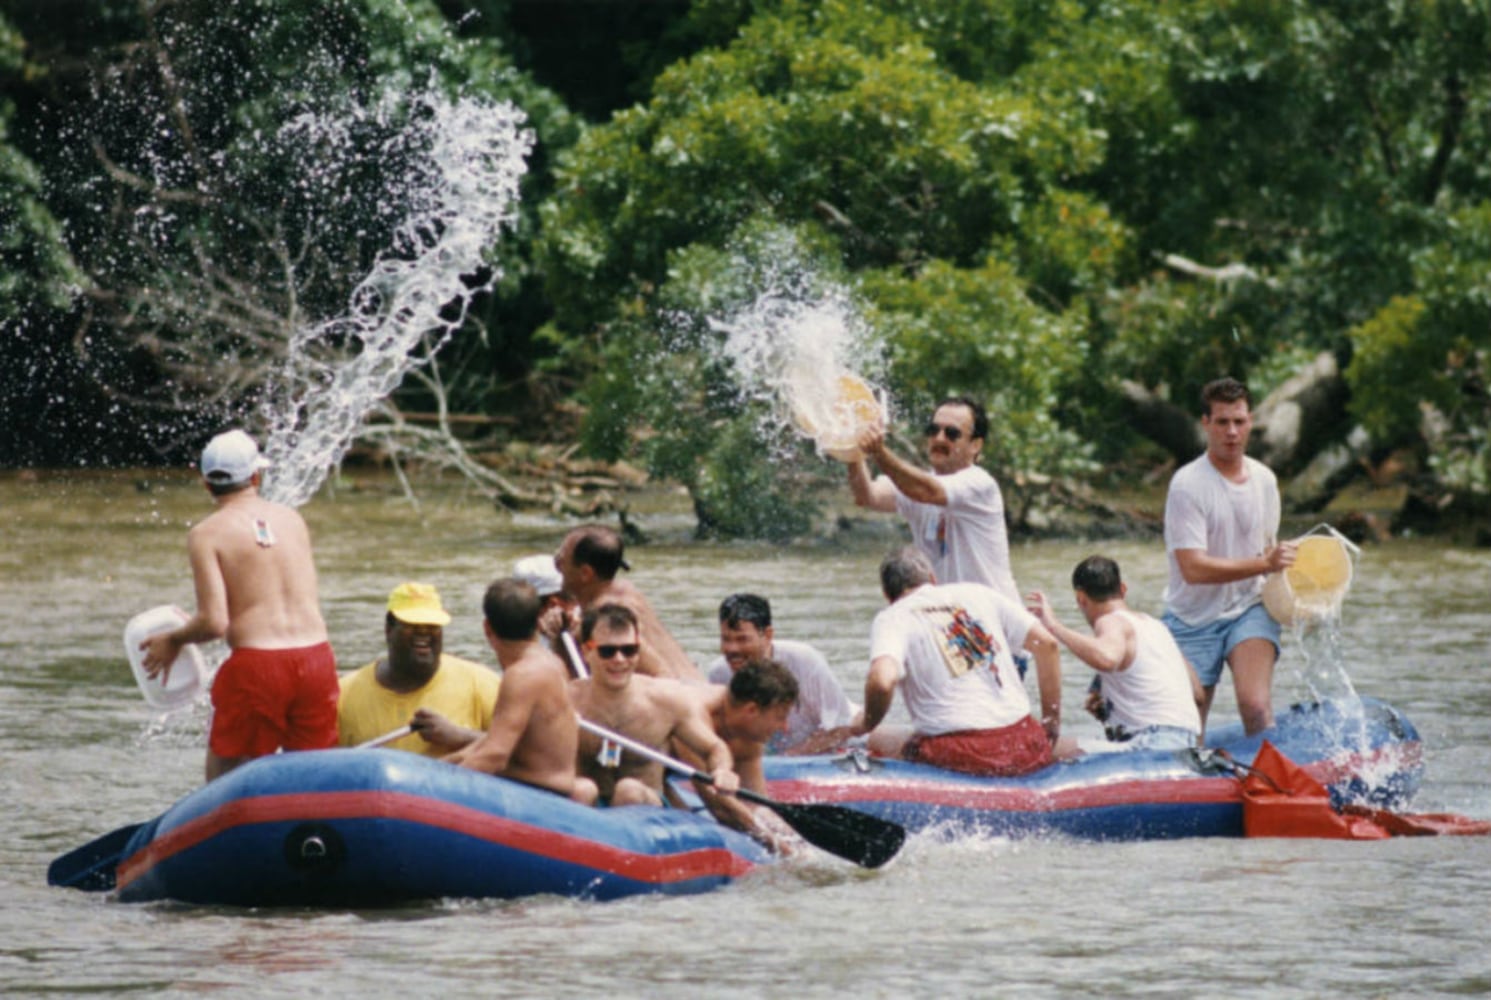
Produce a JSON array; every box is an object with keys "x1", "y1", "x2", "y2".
[
  {"x1": 209, "y1": 642, "x2": 340, "y2": 760},
  {"x1": 903, "y1": 715, "x2": 1053, "y2": 777}
]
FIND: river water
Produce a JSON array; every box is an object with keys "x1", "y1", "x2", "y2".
[{"x1": 3, "y1": 470, "x2": 1488, "y2": 998}]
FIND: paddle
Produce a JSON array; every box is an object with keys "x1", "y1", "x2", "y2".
[
  {"x1": 355, "y1": 724, "x2": 413, "y2": 749},
  {"x1": 574, "y1": 717, "x2": 906, "y2": 869},
  {"x1": 47, "y1": 822, "x2": 144, "y2": 892}
]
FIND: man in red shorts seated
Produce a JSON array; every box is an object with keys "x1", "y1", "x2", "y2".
[
  {"x1": 850, "y1": 546, "x2": 1065, "y2": 776},
  {"x1": 140, "y1": 429, "x2": 340, "y2": 782}
]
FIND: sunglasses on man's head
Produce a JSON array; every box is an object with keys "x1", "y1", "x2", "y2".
[
  {"x1": 589, "y1": 643, "x2": 640, "y2": 660},
  {"x1": 924, "y1": 422, "x2": 964, "y2": 442}
]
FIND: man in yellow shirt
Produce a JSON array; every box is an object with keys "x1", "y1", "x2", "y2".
[{"x1": 338, "y1": 582, "x2": 499, "y2": 757}]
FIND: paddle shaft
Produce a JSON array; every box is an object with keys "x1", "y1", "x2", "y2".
[
  {"x1": 574, "y1": 717, "x2": 905, "y2": 868},
  {"x1": 576, "y1": 717, "x2": 761, "y2": 802},
  {"x1": 355, "y1": 724, "x2": 413, "y2": 749},
  {"x1": 560, "y1": 632, "x2": 591, "y2": 680}
]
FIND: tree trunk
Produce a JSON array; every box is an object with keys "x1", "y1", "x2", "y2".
[
  {"x1": 1250, "y1": 352, "x2": 1352, "y2": 477},
  {"x1": 1117, "y1": 380, "x2": 1204, "y2": 463}
]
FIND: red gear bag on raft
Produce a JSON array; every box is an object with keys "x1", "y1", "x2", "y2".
[{"x1": 1240, "y1": 740, "x2": 1491, "y2": 839}]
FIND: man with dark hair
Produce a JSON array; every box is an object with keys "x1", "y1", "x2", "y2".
[
  {"x1": 853, "y1": 546, "x2": 1064, "y2": 777},
  {"x1": 1163, "y1": 376, "x2": 1296, "y2": 735},
  {"x1": 337, "y1": 582, "x2": 498, "y2": 757},
  {"x1": 687, "y1": 659, "x2": 801, "y2": 840},
  {"x1": 554, "y1": 524, "x2": 700, "y2": 681},
  {"x1": 847, "y1": 395, "x2": 1019, "y2": 601},
  {"x1": 570, "y1": 602, "x2": 738, "y2": 807},
  {"x1": 1027, "y1": 556, "x2": 1203, "y2": 751},
  {"x1": 446, "y1": 578, "x2": 580, "y2": 799},
  {"x1": 707, "y1": 593, "x2": 855, "y2": 754},
  {"x1": 513, "y1": 553, "x2": 576, "y2": 648},
  {"x1": 140, "y1": 429, "x2": 338, "y2": 782}
]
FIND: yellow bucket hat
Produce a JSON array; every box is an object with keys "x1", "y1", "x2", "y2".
[{"x1": 387, "y1": 582, "x2": 452, "y2": 626}]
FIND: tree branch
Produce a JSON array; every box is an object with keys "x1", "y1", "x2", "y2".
[{"x1": 1422, "y1": 73, "x2": 1465, "y2": 206}]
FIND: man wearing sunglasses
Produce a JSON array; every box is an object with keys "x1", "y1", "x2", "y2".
[
  {"x1": 554, "y1": 524, "x2": 702, "y2": 681},
  {"x1": 570, "y1": 603, "x2": 739, "y2": 808},
  {"x1": 848, "y1": 396, "x2": 1019, "y2": 603}
]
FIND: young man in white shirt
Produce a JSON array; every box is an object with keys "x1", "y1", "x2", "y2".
[{"x1": 1162, "y1": 377, "x2": 1296, "y2": 735}]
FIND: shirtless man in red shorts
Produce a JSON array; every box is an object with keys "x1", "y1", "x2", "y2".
[{"x1": 140, "y1": 429, "x2": 339, "y2": 782}]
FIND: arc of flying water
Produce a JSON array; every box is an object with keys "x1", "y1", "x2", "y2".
[{"x1": 257, "y1": 89, "x2": 532, "y2": 508}]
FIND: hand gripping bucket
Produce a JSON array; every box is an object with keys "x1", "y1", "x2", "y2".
[
  {"x1": 1262, "y1": 526, "x2": 1358, "y2": 627},
  {"x1": 788, "y1": 372, "x2": 885, "y2": 462}
]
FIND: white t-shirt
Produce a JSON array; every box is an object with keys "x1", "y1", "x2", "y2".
[
  {"x1": 869, "y1": 582, "x2": 1034, "y2": 736},
  {"x1": 894, "y1": 464, "x2": 1018, "y2": 601},
  {"x1": 1162, "y1": 454, "x2": 1280, "y2": 625},
  {"x1": 707, "y1": 639, "x2": 856, "y2": 752},
  {"x1": 1100, "y1": 610, "x2": 1202, "y2": 735}
]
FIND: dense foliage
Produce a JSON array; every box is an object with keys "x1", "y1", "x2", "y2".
[{"x1": 2, "y1": 0, "x2": 1487, "y2": 532}]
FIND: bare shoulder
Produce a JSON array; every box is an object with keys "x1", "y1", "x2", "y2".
[
  {"x1": 645, "y1": 676, "x2": 708, "y2": 717},
  {"x1": 506, "y1": 648, "x2": 567, "y2": 688}
]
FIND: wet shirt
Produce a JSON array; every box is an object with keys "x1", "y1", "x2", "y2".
[
  {"x1": 894, "y1": 464, "x2": 1018, "y2": 601},
  {"x1": 1163, "y1": 454, "x2": 1280, "y2": 625},
  {"x1": 706, "y1": 639, "x2": 856, "y2": 752},
  {"x1": 870, "y1": 582, "x2": 1034, "y2": 736}
]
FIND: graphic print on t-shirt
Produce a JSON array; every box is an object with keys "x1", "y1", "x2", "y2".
[{"x1": 918, "y1": 604, "x2": 1003, "y2": 685}]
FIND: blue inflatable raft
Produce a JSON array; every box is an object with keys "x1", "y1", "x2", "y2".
[
  {"x1": 49, "y1": 696, "x2": 1420, "y2": 907},
  {"x1": 761, "y1": 697, "x2": 1422, "y2": 840},
  {"x1": 101, "y1": 750, "x2": 772, "y2": 906}
]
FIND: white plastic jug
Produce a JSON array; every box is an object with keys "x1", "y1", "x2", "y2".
[{"x1": 124, "y1": 606, "x2": 207, "y2": 711}]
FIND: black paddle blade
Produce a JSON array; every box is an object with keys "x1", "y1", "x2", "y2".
[
  {"x1": 47, "y1": 822, "x2": 142, "y2": 891},
  {"x1": 756, "y1": 797, "x2": 906, "y2": 869}
]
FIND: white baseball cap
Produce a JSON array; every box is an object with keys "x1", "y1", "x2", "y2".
[
  {"x1": 200, "y1": 429, "x2": 271, "y2": 485},
  {"x1": 513, "y1": 554, "x2": 564, "y2": 596}
]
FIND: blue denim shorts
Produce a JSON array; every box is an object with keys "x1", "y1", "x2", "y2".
[
  {"x1": 1162, "y1": 602, "x2": 1280, "y2": 688},
  {"x1": 1103, "y1": 724, "x2": 1199, "y2": 751}
]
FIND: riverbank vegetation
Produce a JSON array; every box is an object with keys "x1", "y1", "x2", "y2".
[{"x1": 2, "y1": 1, "x2": 1487, "y2": 542}]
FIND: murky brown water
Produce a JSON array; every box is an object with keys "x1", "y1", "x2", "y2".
[{"x1": 4, "y1": 470, "x2": 1489, "y2": 997}]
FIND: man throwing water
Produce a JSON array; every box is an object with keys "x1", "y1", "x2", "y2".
[
  {"x1": 140, "y1": 429, "x2": 339, "y2": 782},
  {"x1": 848, "y1": 395, "x2": 1019, "y2": 602}
]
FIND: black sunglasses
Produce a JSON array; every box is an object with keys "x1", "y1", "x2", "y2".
[
  {"x1": 591, "y1": 643, "x2": 640, "y2": 660},
  {"x1": 923, "y1": 422, "x2": 964, "y2": 442}
]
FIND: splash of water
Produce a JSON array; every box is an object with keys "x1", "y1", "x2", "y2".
[
  {"x1": 705, "y1": 250, "x2": 887, "y2": 459},
  {"x1": 258, "y1": 90, "x2": 531, "y2": 508}
]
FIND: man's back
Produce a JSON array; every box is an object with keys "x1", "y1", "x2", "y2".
[
  {"x1": 1103, "y1": 610, "x2": 1202, "y2": 735},
  {"x1": 193, "y1": 494, "x2": 326, "y2": 650},
  {"x1": 500, "y1": 647, "x2": 579, "y2": 794},
  {"x1": 871, "y1": 582, "x2": 1034, "y2": 735}
]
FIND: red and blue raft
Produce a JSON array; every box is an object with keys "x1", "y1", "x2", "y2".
[{"x1": 49, "y1": 696, "x2": 1425, "y2": 906}]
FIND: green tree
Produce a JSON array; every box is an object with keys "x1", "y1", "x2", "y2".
[
  {"x1": 1347, "y1": 202, "x2": 1491, "y2": 497},
  {"x1": 4, "y1": 0, "x2": 575, "y2": 447},
  {"x1": 0, "y1": 12, "x2": 78, "y2": 320},
  {"x1": 538, "y1": 0, "x2": 1124, "y2": 534}
]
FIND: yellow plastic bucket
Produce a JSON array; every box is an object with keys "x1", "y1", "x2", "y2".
[
  {"x1": 1262, "y1": 532, "x2": 1355, "y2": 627},
  {"x1": 789, "y1": 372, "x2": 883, "y2": 462}
]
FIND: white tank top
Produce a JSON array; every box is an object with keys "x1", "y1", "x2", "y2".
[{"x1": 1102, "y1": 610, "x2": 1201, "y2": 735}]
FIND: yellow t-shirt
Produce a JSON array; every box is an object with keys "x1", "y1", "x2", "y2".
[{"x1": 337, "y1": 654, "x2": 499, "y2": 758}]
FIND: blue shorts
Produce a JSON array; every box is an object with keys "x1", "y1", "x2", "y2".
[
  {"x1": 1162, "y1": 603, "x2": 1280, "y2": 688},
  {"x1": 1102, "y1": 724, "x2": 1199, "y2": 751}
]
